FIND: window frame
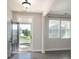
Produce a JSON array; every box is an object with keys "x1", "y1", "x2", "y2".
[
  {"x1": 48, "y1": 18, "x2": 71, "y2": 39},
  {"x1": 60, "y1": 19, "x2": 71, "y2": 39}
]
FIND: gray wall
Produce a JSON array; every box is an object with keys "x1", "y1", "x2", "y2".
[
  {"x1": 45, "y1": 15, "x2": 71, "y2": 51},
  {"x1": 12, "y1": 12, "x2": 71, "y2": 51}
]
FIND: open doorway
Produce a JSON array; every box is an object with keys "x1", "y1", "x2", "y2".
[{"x1": 19, "y1": 24, "x2": 32, "y2": 51}]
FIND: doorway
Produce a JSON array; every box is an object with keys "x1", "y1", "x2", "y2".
[{"x1": 19, "y1": 24, "x2": 32, "y2": 51}]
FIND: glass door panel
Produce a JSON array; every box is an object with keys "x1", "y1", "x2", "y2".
[{"x1": 19, "y1": 24, "x2": 32, "y2": 51}]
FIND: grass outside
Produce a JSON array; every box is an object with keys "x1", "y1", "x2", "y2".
[
  {"x1": 19, "y1": 35, "x2": 31, "y2": 49},
  {"x1": 19, "y1": 36, "x2": 31, "y2": 43}
]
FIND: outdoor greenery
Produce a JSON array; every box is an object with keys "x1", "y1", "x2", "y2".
[
  {"x1": 19, "y1": 25, "x2": 32, "y2": 48},
  {"x1": 19, "y1": 29, "x2": 32, "y2": 45},
  {"x1": 21, "y1": 29, "x2": 32, "y2": 40}
]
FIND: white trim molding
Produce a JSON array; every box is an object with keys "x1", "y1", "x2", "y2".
[
  {"x1": 42, "y1": 50, "x2": 45, "y2": 53},
  {"x1": 42, "y1": 15, "x2": 46, "y2": 54},
  {"x1": 45, "y1": 48, "x2": 71, "y2": 51},
  {"x1": 32, "y1": 49, "x2": 41, "y2": 52},
  {"x1": 32, "y1": 48, "x2": 71, "y2": 52}
]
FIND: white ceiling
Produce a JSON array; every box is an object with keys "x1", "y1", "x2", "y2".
[
  {"x1": 49, "y1": 0, "x2": 71, "y2": 15},
  {"x1": 8, "y1": 0, "x2": 71, "y2": 15}
]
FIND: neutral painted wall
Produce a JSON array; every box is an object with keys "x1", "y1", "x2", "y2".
[
  {"x1": 7, "y1": 6, "x2": 12, "y2": 57},
  {"x1": 45, "y1": 15, "x2": 71, "y2": 51},
  {"x1": 7, "y1": 9, "x2": 12, "y2": 41},
  {"x1": 12, "y1": 12, "x2": 71, "y2": 52},
  {"x1": 13, "y1": 12, "x2": 42, "y2": 51}
]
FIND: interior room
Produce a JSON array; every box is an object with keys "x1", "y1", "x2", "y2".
[{"x1": 7, "y1": 0, "x2": 71, "y2": 59}]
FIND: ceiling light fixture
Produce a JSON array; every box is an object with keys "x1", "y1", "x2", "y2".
[{"x1": 22, "y1": 0, "x2": 31, "y2": 8}]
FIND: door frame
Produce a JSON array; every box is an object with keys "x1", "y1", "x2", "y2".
[{"x1": 11, "y1": 21, "x2": 33, "y2": 52}]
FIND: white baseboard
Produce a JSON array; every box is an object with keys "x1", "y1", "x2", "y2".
[
  {"x1": 32, "y1": 49, "x2": 41, "y2": 52},
  {"x1": 31, "y1": 48, "x2": 71, "y2": 52},
  {"x1": 32, "y1": 49, "x2": 45, "y2": 54},
  {"x1": 45, "y1": 48, "x2": 71, "y2": 51},
  {"x1": 42, "y1": 50, "x2": 45, "y2": 53}
]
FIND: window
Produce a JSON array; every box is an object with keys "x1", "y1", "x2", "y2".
[
  {"x1": 61, "y1": 21, "x2": 71, "y2": 39},
  {"x1": 48, "y1": 18, "x2": 71, "y2": 39},
  {"x1": 49, "y1": 19, "x2": 60, "y2": 38},
  {"x1": 13, "y1": 24, "x2": 17, "y2": 40}
]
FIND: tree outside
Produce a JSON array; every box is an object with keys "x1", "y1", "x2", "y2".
[{"x1": 22, "y1": 29, "x2": 32, "y2": 40}]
